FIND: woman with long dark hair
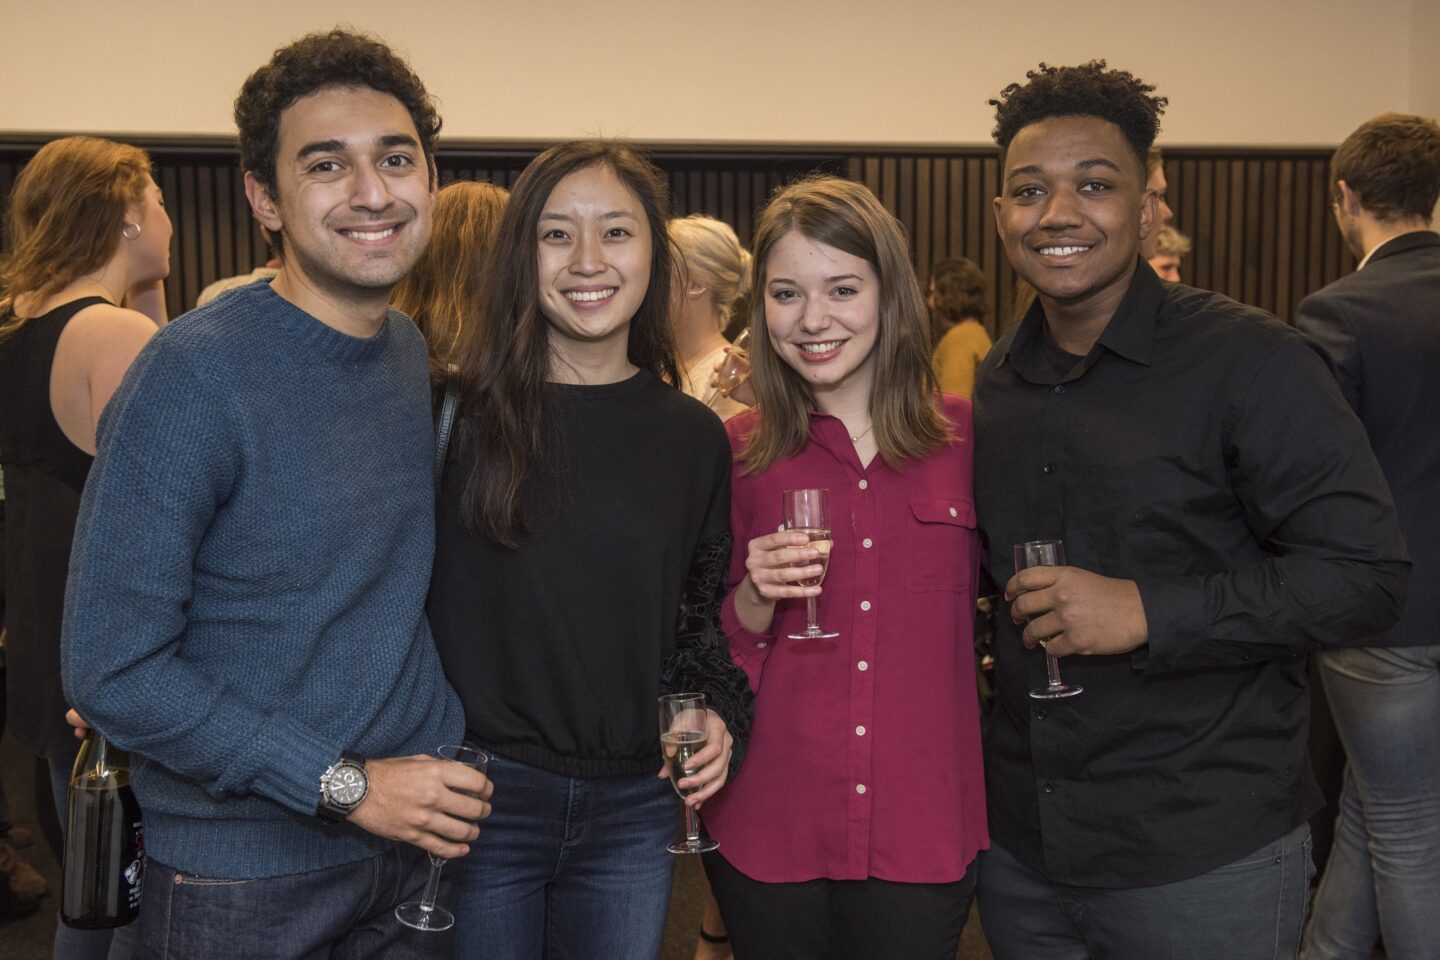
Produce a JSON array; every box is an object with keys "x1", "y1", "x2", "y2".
[
  {"x1": 701, "y1": 176, "x2": 986, "y2": 959},
  {"x1": 0, "y1": 134, "x2": 170, "y2": 959},
  {"x1": 428, "y1": 140, "x2": 751, "y2": 959}
]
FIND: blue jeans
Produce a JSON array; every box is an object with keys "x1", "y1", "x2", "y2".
[
  {"x1": 49, "y1": 753, "x2": 139, "y2": 960},
  {"x1": 446, "y1": 754, "x2": 675, "y2": 960},
  {"x1": 135, "y1": 845, "x2": 441, "y2": 959},
  {"x1": 1303, "y1": 644, "x2": 1440, "y2": 960},
  {"x1": 978, "y1": 824, "x2": 1314, "y2": 960}
]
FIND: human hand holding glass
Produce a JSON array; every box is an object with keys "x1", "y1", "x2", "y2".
[
  {"x1": 660, "y1": 693, "x2": 720, "y2": 855},
  {"x1": 394, "y1": 744, "x2": 490, "y2": 932},
  {"x1": 783, "y1": 488, "x2": 838, "y2": 640},
  {"x1": 1013, "y1": 540, "x2": 1083, "y2": 700},
  {"x1": 712, "y1": 329, "x2": 751, "y2": 404}
]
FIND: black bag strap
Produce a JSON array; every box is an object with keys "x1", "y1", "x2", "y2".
[{"x1": 434, "y1": 370, "x2": 459, "y2": 494}]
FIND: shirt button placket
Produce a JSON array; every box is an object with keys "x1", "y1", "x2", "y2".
[{"x1": 849, "y1": 466, "x2": 878, "y2": 879}]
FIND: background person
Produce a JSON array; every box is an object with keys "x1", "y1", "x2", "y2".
[
  {"x1": 928, "y1": 256, "x2": 994, "y2": 398},
  {"x1": 1296, "y1": 112, "x2": 1440, "y2": 960},
  {"x1": 702, "y1": 176, "x2": 986, "y2": 960},
  {"x1": 0, "y1": 134, "x2": 171, "y2": 960},
  {"x1": 391, "y1": 179, "x2": 509, "y2": 382},
  {"x1": 1147, "y1": 225, "x2": 1191, "y2": 282},
  {"x1": 430, "y1": 140, "x2": 752, "y2": 960},
  {"x1": 669, "y1": 214, "x2": 751, "y2": 421}
]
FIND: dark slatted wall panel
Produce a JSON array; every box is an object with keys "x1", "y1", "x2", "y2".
[{"x1": 2, "y1": 138, "x2": 1351, "y2": 323}]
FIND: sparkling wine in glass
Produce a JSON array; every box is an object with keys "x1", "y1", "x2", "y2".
[
  {"x1": 659, "y1": 693, "x2": 719, "y2": 855},
  {"x1": 784, "y1": 488, "x2": 839, "y2": 640},
  {"x1": 713, "y1": 329, "x2": 751, "y2": 400},
  {"x1": 395, "y1": 744, "x2": 490, "y2": 931},
  {"x1": 1014, "y1": 540, "x2": 1082, "y2": 700}
]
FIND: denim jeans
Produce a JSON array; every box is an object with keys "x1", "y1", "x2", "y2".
[
  {"x1": 978, "y1": 824, "x2": 1314, "y2": 960},
  {"x1": 1303, "y1": 644, "x2": 1440, "y2": 960},
  {"x1": 445, "y1": 753, "x2": 675, "y2": 960},
  {"x1": 135, "y1": 845, "x2": 442, "y2": 959},
  {"x1": 49, "y1": 752, "x2": 139, "y2": 960}
]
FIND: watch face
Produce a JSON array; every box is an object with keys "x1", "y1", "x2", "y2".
[{"x1": 328, "y1": 763, "x2": 367, "y2": 806}]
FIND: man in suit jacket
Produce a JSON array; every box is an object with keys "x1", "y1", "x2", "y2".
[{"x1": 1297, "y1": 111, "x2": 1440, "y2": 960}]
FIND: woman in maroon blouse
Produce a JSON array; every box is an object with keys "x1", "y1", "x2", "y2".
[{"x1": 701, "y1": 176, "x2": 987, "y2": 959}]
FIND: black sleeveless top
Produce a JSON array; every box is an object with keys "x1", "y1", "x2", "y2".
[{"x1": 0, "y1": 297, "x2": 108, "y2": 755}]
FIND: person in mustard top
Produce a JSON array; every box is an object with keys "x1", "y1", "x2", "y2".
[{"x1": 928, "y1": 257, "x2": 993, "y2": 397}]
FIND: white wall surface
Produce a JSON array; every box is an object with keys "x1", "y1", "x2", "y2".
[{"x1": 0, "y1": 0, "x2": 1430, "y2": 146}]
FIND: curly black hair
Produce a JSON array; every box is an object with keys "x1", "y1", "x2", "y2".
[
  {"x1": 234, "y1": 28, "x2": 441, "y2": 194},
  {"x1": 990, "y1": 61, "x2": 1167, "y2": 173}
]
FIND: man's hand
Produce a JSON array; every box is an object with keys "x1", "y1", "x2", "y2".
[
  {"x1": 65, "y1": 708, "x2": 91, "y2": 739},
  {"x1": 1005, "y1": 566, "x2": 1148, "y2": 656},
  {"x1": 347, "y1": 755, "x2": 493, "y2": 859},
  {"x1": 658, "y1": 708, "x2": 733, "y2": 807}
]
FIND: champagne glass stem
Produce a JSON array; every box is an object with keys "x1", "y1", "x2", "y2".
[
  {"x1": 417, "y1": 855, "x2": 445, "y2": 914},
  {"x1": 805, "y1": 595, "x2": 820, "y2": 633},
  {"x1": 1046, "y1": 653, "x2": 1064, "y2": 689},
  {"x1": 684, "y1": 804, "x2": 703, "y2": 845}
]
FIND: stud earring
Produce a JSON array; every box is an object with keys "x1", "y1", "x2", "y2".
[{"x1": 122, "y1": 222, "x2": 141, "y2": 240}]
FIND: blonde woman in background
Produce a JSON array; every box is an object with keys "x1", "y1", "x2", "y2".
[
  {"x1": 669, "y1": 215, "x2": 751, "y2": 421},
  {"x1": 927, "y1": 257, "x2": 993, "y2": 399},
  {"x1": 0, "y1": 134, "x2": 170, "y2": 960},
  {"x1": 391, "y1": 179, "x2": 509, "y2": 381}
]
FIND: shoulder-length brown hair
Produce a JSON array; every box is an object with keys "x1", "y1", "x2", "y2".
[
  {"x1": 0, "y1": 136, "x2": 152, "y2": 330},
  {"x1": 391, "y1": 179, "x2": 509, "y2": 380},
  {"x1": 454, "y1": 140, "x2": 680, "y2": 546},
  {"x1": 740, "y1": 175, "x2": 949, "y2": 474}
]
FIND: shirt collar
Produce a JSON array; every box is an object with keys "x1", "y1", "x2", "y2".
[
  {"x1": 999, "y1": 259, "x2": 1163, "y2": 383},
  {"x1": 1357, "y1": 229, "x2": 1440, "y2": 270}
]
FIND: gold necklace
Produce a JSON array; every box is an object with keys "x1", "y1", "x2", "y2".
[{"x1": 850, "y1": 423, "x2": 874, "y2": 443}]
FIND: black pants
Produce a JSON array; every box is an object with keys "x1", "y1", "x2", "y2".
[{"x1": 704, "y1": 850, "x2": 976, "y2": 960}]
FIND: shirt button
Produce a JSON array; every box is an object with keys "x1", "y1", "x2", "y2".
[
  {"x1": 1043, "y1": 782, "x2": 1055, "y2": 794},
  {"x1": 1042, "y1": 463, "x2": 1056, "y2": 475},
  {"x1": 860, "y1": 600, "x2": 872, "y2": 611},
  {"x1": 948, "y1": 506, "x2": 958, "y2": 518},
  {"x1": 1053, "y1": 384, "x2": 1066, "y2": 394},
  {"x1": 1035, "y1": 709, "x2": 1047, "y2": 720},
  {"x1": 855, "y1": 725, "x2": 866, "y2": 736},
  {"x1": 862, "y1": 537, "x2": 873, "y2": 549},
  {"x1": 756, "y1": 642, "x2": 767, "y2": 649},
  {"x1": 858, "y1": 479, "x2": 869, "y2": 490},
  {"x1": 856, "y1": 784, "x2": 867, "y2": 795},
  {"x1": 857, "y1": 660, "x2": 869, "y2": 671}
]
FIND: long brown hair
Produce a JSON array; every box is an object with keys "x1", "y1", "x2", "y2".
[
  {"x1": 740, "y1": 176, "x2": 949, "y2": 474},
  {"x1": 391, "y1": 180, "x2": 509, "y2": 379},
  {"x1": 454, "y1": 140, "x2": 680, "y2": 546},
  {"x1": 0, "y1": 136, "x2": 152, "y2": 330}
]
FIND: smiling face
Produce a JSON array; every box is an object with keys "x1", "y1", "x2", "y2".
[
  {"x1": 244, "y1": 85, "x2": 434, "y2": 326},
  {"x1": 995, "y1": 115, "x2": 1155, "y2": 334},
  {"x1": 536, "y1": 163, "x2": 653, "y2": 368},
  {"x1": 762, "y1": 229, "x2": 881, "y2": 403}
]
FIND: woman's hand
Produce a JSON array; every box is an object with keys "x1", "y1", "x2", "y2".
[
  {"x1": 658, "y1": 708, "x2": 733, "y2": 806},
  {"x1": 733, "y1": 531, "x2": 824, "y2": 635}
]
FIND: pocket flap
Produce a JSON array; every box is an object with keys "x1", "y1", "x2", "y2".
[{"x1": 909, "y1": 495, "x2": 976, "y2": 528}]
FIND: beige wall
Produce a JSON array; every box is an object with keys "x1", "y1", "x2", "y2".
[{"x1": 0, "y1": 0, "x2": 1429, "y2": 145}]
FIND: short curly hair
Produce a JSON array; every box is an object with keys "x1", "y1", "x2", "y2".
[
  {"x1": 234, "y1": 28, "x2": 441, "y2": 195},
  {"x1": 991, "y1": 61, "x2": 1167, "y2": 174}
]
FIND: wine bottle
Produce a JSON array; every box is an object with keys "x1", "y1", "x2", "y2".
[{"x1": 61, "y1": 732, "x2": 143, "y2": 928}]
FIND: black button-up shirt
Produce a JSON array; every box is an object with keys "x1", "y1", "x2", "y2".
[{"x1": 973, "y1": 263, "x2": 1409, "y2": 887}]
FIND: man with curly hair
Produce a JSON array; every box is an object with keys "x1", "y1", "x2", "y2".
[
  {"x1": 972, "y1": 61, "x2": 1409, "y2": 959},
  {"x1": 63, "y1": 29, "x2": 491, "y2": 957},
  {"x1": 1296, "y1": 112, "x2": 1440, "y2": 960}
]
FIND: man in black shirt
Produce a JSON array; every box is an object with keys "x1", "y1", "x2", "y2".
[{"x1": 971, "y1": 61, "x2": 1410, "y2": 960}]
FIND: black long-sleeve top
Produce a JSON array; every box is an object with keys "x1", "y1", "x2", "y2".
[
  {"x1": 973, "y1": 262, "x2": 1409, "y2": 887},
  {"x1": 429, "y1": 370, "x2": 752, "y2": 780}
]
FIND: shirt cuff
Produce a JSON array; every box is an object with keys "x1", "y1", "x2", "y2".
[{"x1": 1133, "y1": 574, "x2": 1208, "y2": 674}]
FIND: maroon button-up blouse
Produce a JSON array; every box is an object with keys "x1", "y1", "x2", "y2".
[{"x1": 704, "y1": 396, "x2": 988, "y2": 883}]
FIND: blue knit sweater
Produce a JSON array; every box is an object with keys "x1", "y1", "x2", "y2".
[{"x1": 62, "y1": 281, "x2": 463, "y2": 879}]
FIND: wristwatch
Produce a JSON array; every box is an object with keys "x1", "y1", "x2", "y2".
[{"x1": 317, "y1": 754, "x2": 368, "y2": 823}]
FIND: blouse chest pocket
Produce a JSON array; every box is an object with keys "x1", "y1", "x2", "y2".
[{"x1": 905, "y1": 495, "x2": 977, "y2": 593}]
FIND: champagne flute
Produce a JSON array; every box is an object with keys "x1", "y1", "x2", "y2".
[
  {"x1": 713, "y1": 328, "x2": 751, "y2": 401},
  {"x1": 1014, "y1": 540, "x2": 1083, "y2": 699},
  {"x1": 395, "y1": 743, "x2": 490, "y2": 931},
  {"x1": 784, "y1": 488, "x2": 839, "y2": 640},
  {"x1": 659, "y1": 693, "x2": 719, "y2": 855}
]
